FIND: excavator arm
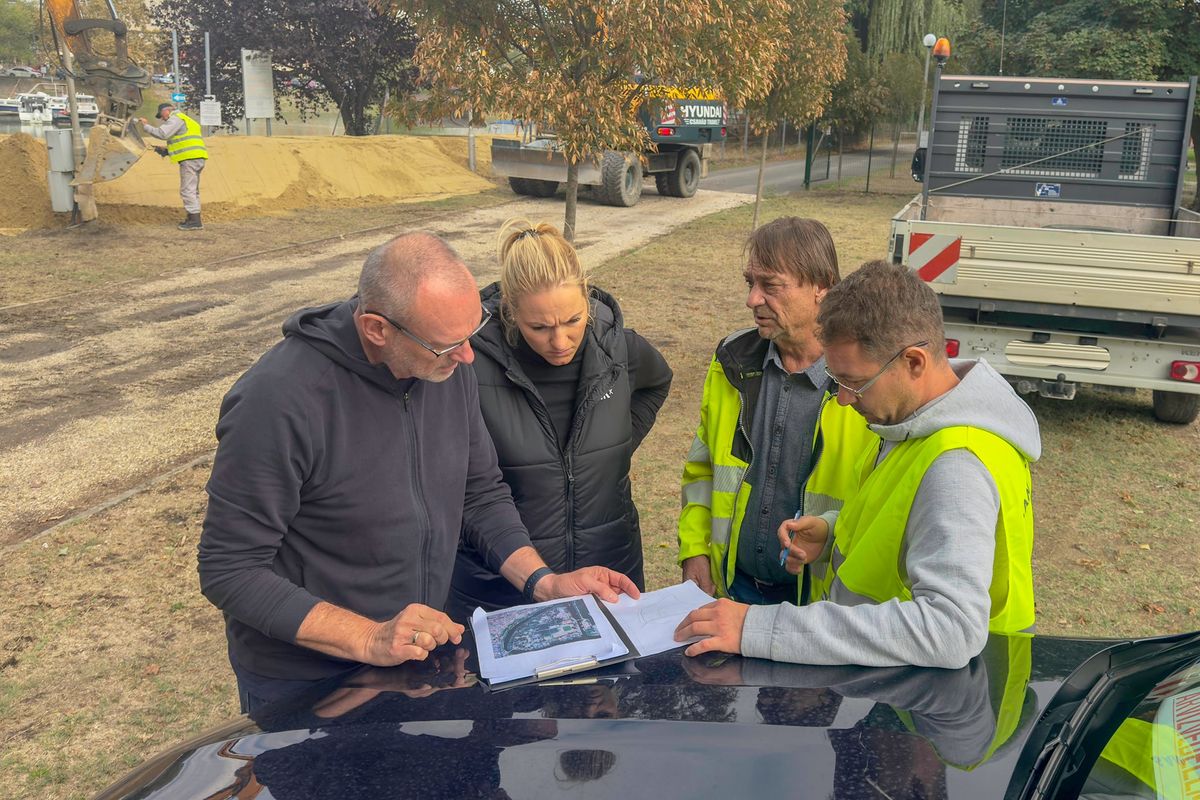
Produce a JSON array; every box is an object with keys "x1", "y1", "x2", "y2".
[{"x1": 44, "y1": 0, "x2": 153, "y2": 220}]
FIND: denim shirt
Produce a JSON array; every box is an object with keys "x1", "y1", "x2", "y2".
[{"x1": 735, "y1": 343, "x2": 828, "y2": 584}]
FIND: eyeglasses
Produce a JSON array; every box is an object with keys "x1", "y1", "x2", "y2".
[
  {"x1": 825, "y1": 341, "x2": 929, "y2": 400},
  {"x1": 364, "y1": 306, "x2": 491, "y2": 357}
]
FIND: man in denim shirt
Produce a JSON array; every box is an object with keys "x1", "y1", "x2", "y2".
[{"x1": 680, "y1": 218, "x2": 870, "y2": 605}]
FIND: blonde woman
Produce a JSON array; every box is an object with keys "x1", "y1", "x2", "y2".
[{"x1": 447, "y1": 219, "x2": 673, "y2": 618}]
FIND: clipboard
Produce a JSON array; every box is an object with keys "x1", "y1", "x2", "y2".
[{"x1": 480, "y1": 599, "x2": 648, "y2": 691}]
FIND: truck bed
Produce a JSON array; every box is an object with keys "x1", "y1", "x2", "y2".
[{"x1": 891, "y1": 195, "x2": 1200, "y2": 324}]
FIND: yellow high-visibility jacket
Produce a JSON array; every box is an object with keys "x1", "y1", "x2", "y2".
[{"x1": 678, "y1": 329, "x2": 876, "y2": 603}]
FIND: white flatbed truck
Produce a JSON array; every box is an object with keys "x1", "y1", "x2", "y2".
[{"x1": 896, "y1": 74, "x2": 1200, "y2": 423}]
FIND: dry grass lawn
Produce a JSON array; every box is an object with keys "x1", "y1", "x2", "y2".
[{"x1": 1, "y1": 184, "x2": 1198, "y2": 799}]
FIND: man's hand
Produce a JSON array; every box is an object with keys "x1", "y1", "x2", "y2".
[
  {"x1": 535, "y1": 565, "x2": 641, "y2": 604},
  {"x1": 674, "y1": 598, "x2": 749, "y2": 657},
  {"x1": 681, "y1": 554, "x2": 716, "y2": 596},
  {"x1": 777, "y1": 515, "x2": 830, "y2": 575},
  {"x1": 313, "y1": 648, "x2": 475, "y2": 718},
  {"x1": 138, "y1": 117, "x2": 148, "y2": 125},
  {"x1": 359, "y1": 603, "x2": 464, "y2": 666},
  {"x1": 153, "y1": 146, "x2": 169, "y2": 158}
]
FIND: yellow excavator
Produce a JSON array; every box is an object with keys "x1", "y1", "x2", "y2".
[{"x1": 44, "y1": 0, "x2": 152, "y2": 221}]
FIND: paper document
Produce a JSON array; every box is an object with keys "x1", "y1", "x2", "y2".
[
  {"x1": 602, "y1": 580, "x2": 713, "y2": 657},
  {"x1": 471, "y1": 581, "x2": 713, "y2": 686},
  {"x1": 472, "y1": 594, "x2": 628, "y2": 686}
]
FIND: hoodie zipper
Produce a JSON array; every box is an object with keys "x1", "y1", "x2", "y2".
[{"x1": 402, "y1": 389, "x2": 432, "y2": 605}]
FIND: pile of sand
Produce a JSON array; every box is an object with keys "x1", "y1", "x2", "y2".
[
  {"x1": 0, "y1": 133, "x2": 504, "y2": 232},
  {"x1": 0, "y1": 135, "x2": 58, "y2": 233}
]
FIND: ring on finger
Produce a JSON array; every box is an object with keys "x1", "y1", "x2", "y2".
[{"x1": 411, "y1": 629, "x2": 421, "y2": 645}]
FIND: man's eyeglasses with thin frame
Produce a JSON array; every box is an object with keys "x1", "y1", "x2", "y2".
[
  {"x1": 364, "y1": 306, "x2": 491, "y2": 357},
  {"x1": 825, "y1": 340, "x2": 929, "y2": 400}
]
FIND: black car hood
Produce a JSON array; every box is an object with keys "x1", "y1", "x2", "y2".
[{"x1": 97, "y1": 634, "x2": 1118, "y2": 800}]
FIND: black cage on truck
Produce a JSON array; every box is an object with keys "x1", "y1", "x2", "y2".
[{"x1": 924, "y1": 75, "x2": 1196, "y2": 213}]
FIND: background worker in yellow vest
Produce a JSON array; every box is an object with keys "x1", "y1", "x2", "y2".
[
  {"x1": 676, "y1": 259, "x2": 1040, "y2": 668},
  {"x1": 139, "y1": 102, "x2": 208, "y2": 231},
  {"x1": 677, "y1": 218, "x2": 875, "y2": 606}
]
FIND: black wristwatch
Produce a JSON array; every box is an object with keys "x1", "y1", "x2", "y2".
[{"x1": 523, "y1": 567, "x2": 555, "y2": 602}]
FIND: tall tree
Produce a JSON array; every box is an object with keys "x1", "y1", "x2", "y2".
[
  {"x1": 388, "y1": 0, "x2": 814, "y2": 240},
  {"x1": 950, "y1": 0, "x2": 1200, "y2": 207},
  {"x1": 151, "y1": 0, "x2": 418, "y2": 135},
  {"x1": 743, "y1": 0, "x2": 848, "y2": 228},
  {"x1": 0, "y1": 0, "x2": 37, "y2": 66},
  {"x1": 827, "y1": 36, "x2": 887, "y2": 140},
  {"x1": 877, "y1": 50, "x2": 924, "y2": 176},
  {"x1": 848, "y1": 0, "x2": 974, "y2": 62}
]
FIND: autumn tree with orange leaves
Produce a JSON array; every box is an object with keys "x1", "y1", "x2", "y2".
[
  {"x1": 388, "y1": 0, "x2": 845, "y2": 240},
  {"x1": 744, "y1": 1, "x2": 848, "y2": 229}
]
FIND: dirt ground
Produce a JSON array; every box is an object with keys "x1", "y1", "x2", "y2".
[
  {"x1": 1, "y1": 176, "x2": 1197, "y2": 799},
  {"x1": 0, "y1": 187, "x2": 751, "y2": 546}
]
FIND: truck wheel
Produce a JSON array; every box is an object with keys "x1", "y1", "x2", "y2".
[
  {"x1": 524, "y1": 179, "x2": 559, "y2": 198},
  {"x1": 1152, "y1": 390, "x2": 1200, "y2": 424},
  {"x1": 654, "y1": 174, "x2": 672, "y2": 196},
  {"x1": 662, "y1": 149, "x2": 701, "y2": 198},
  {"x1": 508, "y1": 177, "x2": 533, "y2": 196},
  {"x1": 601, "y1": 151, "x2": 642, "y2": 207}
]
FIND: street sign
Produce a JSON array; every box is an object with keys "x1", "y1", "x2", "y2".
[
  {"x1": 171, "y1": 92, "x2": 186, "y2": 103},
  {"x1": 199, "y1": 99, "x2": 222, "y2": 127},
  {"x1": 908, "y1": 232, "x2": 962, "y2": 284}
]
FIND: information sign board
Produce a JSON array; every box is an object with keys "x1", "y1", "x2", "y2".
[
  {"x1": 199, "y1": 99, "x2": 223, "y2": 127},
  {"x1": 240, "y1": 49, "x2": 274, "y2": 119}
]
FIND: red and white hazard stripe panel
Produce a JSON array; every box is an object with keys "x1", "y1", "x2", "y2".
[{"x1": 907, "y1": 232, "x2": 962, "y2": 284}]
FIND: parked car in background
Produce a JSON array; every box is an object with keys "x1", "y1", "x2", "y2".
[
  {"x1": 152, "y1": 72, "x2": 174, "y2": 84},
  {"x1": 92, "y1": 629, "x2": 1200, "y2": 799},
  {"x1": 285, "y1": 77, "x2": 323, "y2": 90},
  {"x1": 5, "y1": 66, "x2": 39, "y2": 78}
]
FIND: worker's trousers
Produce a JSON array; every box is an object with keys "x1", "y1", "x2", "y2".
[{"x1": 178, "y1": 158, "x2": 206, "y2": 214}]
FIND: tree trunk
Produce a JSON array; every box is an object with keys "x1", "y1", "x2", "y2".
[
  {"x1": 564, "y1": 160, "x2": 579, "y2": 243},
  {"x1": 752, "y1": 124, "x2": 768, "y2": 231},
  {"x1": 890, "y1": 119, "x2": 901, "y2": 179}
]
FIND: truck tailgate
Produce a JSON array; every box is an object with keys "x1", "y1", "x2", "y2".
[{"x1": 891, "y1": 210, "x2": 1200, "y2": 318}]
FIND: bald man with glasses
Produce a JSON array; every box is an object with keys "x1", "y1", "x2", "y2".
[
  {"x1": 200, "y1": 233, "x2": 638, "y2": 713},
  {"x1": 676, "y1": 260, "x2": 1040, "y2": 669}
]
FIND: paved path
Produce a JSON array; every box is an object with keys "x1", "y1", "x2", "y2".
[{"x1": 702, "y1": 147, "x2": 910, "y2": 195}]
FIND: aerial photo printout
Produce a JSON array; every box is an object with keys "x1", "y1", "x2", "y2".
[{"x1": 488, "y1": 598, "x2": 602, "y2": 658}]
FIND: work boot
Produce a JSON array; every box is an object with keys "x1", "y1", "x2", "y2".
[{"x1": 178, "y1": 212, "x2": 203, "y2": 231}]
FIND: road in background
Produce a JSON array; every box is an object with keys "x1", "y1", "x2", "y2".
[{"x1": 702, "y1": 147, "x2": 911, "y2": 194}]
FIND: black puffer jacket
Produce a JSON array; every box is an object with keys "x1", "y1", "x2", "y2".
[{"x1": 447, "y1": 283, "x2": 673, "y2": 617}]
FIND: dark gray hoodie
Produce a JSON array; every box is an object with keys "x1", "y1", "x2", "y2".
[{"x1": 199, "y1": 298, "x2": 530, "y2": 680}]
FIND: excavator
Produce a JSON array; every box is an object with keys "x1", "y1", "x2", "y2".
[{"x1": 44, "y1": 0, "x2": 152, "y2": 221}]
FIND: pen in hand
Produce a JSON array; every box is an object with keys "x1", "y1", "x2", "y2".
[{"x1": 779, "y1": 509, "x2": 802, "y2": 567}]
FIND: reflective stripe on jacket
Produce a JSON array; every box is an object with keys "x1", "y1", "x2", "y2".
[
  {"x1": 167, "y1": 112, "x2": 208, "y2": 163},
  {"x1": 829, "y1": 425, "x2": 1036, "y2": 633},
  {"x1": 678, "y1": 328, "x2": 876, "y2": 603}
]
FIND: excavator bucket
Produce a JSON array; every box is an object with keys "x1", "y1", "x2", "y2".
[
  {"x1": 45, "y1": 0, "x2": 152, "y2": 219},
  {"x1": 71, "y1": 119, "x2": 146, "y2": 221}
]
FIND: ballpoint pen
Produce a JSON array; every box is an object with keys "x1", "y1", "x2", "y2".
[{"x1": 779, "y1": 509, "x2": 802, "y2": 566}]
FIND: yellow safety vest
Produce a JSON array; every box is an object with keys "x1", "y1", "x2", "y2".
[
  {"x1": 678, "y1": 335, "x2": 877, "y2": 603},
  {"x1": 822, "y1": 425, "x2": 1036, "y2": 633},
  {"x1": 167, "y1": 112, "x2": 208, "y2": 163}
]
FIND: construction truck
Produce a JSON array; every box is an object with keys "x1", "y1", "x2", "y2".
[
  {"x1": 898, "y1": 74, "x2": 1200, "y2": 424},
  {"x1": 44, "y1": 0, "x2": 152, "y2": 221},
  {"x1": 491, "y1": 85, "x2": 727, "y2": 207}
]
